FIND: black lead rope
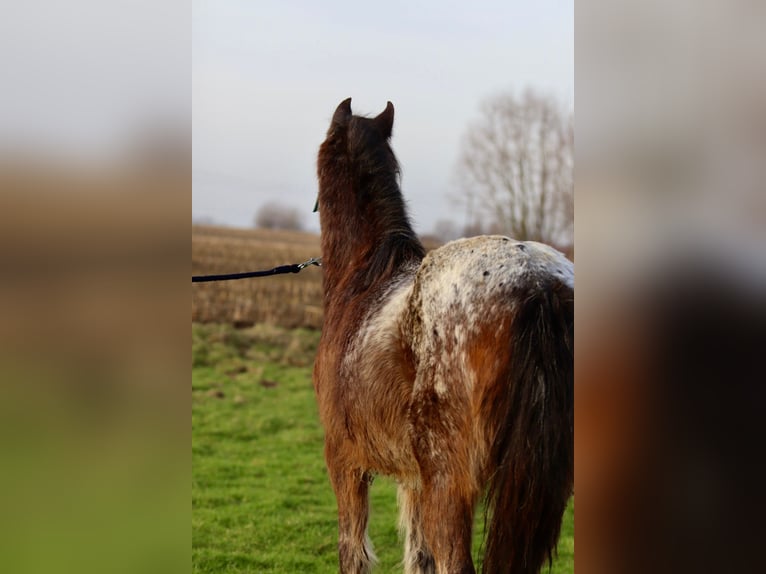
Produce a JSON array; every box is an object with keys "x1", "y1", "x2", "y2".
[{"x1": 192, "y1": 257, "x2": 322, "y2": 283}]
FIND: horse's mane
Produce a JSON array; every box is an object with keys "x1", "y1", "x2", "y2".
[{"x1": 317, "y1": 100, "x2": 425, "y2": 296}]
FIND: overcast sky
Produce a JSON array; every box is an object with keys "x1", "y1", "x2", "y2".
[{"x1": 192, "y1": 0, "x2": 573, "y2": 234}]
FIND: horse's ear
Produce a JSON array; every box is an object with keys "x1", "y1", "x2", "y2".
[
  {"x1": 332, "y1": 98, "x2": 352, "y2": 128},
  {"x1": 374, "y1": 101, "x2": 394, "y2": 138}
]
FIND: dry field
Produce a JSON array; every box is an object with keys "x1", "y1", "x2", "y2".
[
  {"x1": 192, "y1": 225, "x2": 324, "y2": 328},
  {"x1": 192, "y1": 225, "x2": 445, "y2": 329}
]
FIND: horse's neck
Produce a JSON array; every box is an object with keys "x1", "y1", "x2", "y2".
[
  {"x1": 322, "y1": 232, "x2": 419, "y2": 291},
  {"x1": 320, "y1": 199, "x2": 423, "y2": 308}
]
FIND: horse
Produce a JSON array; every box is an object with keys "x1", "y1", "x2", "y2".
[{"x1": 313, "y1": 98, "x2": 574, "y2": 574}]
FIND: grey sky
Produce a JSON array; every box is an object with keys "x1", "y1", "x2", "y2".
[{"x1": 192, "y1": 0, "x2": 573, "y2": 234}]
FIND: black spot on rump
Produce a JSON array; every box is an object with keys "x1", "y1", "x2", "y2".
[{"x1": 483, "y1": 271, "x2": 490, "y2": 277}]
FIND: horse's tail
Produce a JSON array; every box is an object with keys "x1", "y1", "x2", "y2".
[{"x1": 482, "y1": 278, "x2": 574, "y2": 574}]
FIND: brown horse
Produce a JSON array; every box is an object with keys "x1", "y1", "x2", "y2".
[{"x1": 313, "y1": 98, "x2": 573, "y2": 574}]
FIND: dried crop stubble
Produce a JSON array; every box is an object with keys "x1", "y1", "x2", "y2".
[{"x1": 192, "y1": 225, "x2": 324, "y2": 329}]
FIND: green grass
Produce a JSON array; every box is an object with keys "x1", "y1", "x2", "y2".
[{"x1": 192, "y1": 323, "x2": 573, "y2": 573}]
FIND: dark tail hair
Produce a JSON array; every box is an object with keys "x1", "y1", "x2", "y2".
[{"x1": 482, "y1": 281, "x2": 574, "y2": 574}]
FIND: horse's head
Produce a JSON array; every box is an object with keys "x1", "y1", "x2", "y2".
[
  {"x1": 326, "y1": 97, "x2": 394, "y2": 142},
  {"x1": 317, "y1": 98, "x2": 399, "y2": 213}
]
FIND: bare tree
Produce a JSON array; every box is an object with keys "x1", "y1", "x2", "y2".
[
  {"x1": 254, "y1": 201, "x2": 305, "y2": 231},
  {"x1": 457, "y1": 89, "x2": 573, "y2": 247}
]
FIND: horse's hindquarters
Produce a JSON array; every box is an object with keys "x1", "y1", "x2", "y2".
[{"x1": 403, "y1": 235, "x2": 574, "y2": 574}]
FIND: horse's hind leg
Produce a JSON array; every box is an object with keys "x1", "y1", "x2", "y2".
[
  {"x1": 417, "y1": 477, "x2": 476, "y2": 574},
  {"x1": 398, "y1": 484, "x2": 436, "y2": 574},
  {"x1": 326, "y1": 452, "x2": 376, "y2": 574}
]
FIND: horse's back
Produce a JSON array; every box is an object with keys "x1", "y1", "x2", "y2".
[{"x1": 410, "y1": 235, "x2": 572, "y2": 328}]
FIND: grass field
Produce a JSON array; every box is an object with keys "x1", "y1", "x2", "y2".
[{"x1": 192, "y1": 322, "x2": 573, "y2": 573}]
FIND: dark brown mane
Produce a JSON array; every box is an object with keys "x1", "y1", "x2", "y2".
[{"x1": 317, "y1": 99, "x2": 424, "y2": 300}]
